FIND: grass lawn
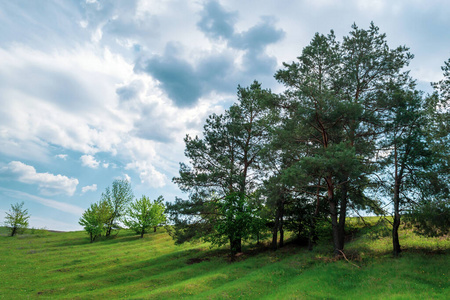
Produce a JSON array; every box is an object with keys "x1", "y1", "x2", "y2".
[{"x1": 0, "y1": 219, "x2": 449, "y2": 299}]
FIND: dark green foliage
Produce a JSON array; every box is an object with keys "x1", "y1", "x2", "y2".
[
  {"x1": 378, "y1": 57, "x2": 450, "y2": 255},
  {"x1": 168, "y1": 24, "x2": 448, "y2": 258},
  {"x1": 405, "y1": 199, "x2": 450, "y2": 237},
  {"x1": 170, "y1": 82, "x2": 274, "y2": 254},
  {"x1": 432, "y1": 58, "x2": 450, "y2": 102},
  {"x1": 213, "y1": 193, "x2": 261, "y2": 253},
  {"x1": 273, "y1": 22, "x2": 413, "y2": 255},
  {"x1": 4, "y1": 202, "x2": 30, "y2": 236},
  {"x1": 167, "y1": 192, "x2": 266, "y2": 254},
  {"x1": 166, "y1": 195, "x2": 216, "y2": 245}
]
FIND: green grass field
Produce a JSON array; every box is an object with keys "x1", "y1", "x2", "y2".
[{"x1": 0, "y1": 219, "x2": 449, "y2": 299}]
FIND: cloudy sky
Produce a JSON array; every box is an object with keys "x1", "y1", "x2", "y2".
[{"x1": 0, "y1": 0, "x2": 449, "y2": 231}]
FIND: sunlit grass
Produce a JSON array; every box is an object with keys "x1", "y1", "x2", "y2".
[{"x1": 0, "y1": 219, "x2": 448, "y2": 299}]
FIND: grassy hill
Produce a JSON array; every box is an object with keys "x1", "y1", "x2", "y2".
[{"x1": 0, "y1": 219, "x2": 449, "y2": 299}]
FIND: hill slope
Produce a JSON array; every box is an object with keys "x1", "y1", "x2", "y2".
[{"x1": 0, "y1": 222, "x2": 449, "y2": 299}]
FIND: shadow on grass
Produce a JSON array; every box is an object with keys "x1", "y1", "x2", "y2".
[{"x1": 49, "y1": 231, "x2": 157, "y2": 248}]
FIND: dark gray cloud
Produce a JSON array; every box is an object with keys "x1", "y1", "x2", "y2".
[
  {"x1": 81, "y1": 0, "x2": 160, "y2": 48},
  {"x1": 135, "y1": 42, "x2": 237, "y2": 107},
  {"x1": 137, "y1": 0, "x2": 285, "y2": 107},
  {"x1": 229, "y1": 16, "x2": 284, "y2": 76},
  {"x1": 242, "y1": 49, "x2": 278, "y2": 76},
  {"x1": 131, "y1": 102, "x2": 176, "y2": 143},
  {"x1": 136, "y1": 43, "x2": 202, "y2": 107},
  {"x1": 196, "y1": 53, "x2": 236, "y2": 91},
  {"x1": 197, "y1": 0, "x2": 237, "y2": 40},
  {"x1": 229, "y1": 17, "x2": 285, "y2": 51},
  {"x1": 116, "y1": 80, "x2": 144, "y2": 102}
]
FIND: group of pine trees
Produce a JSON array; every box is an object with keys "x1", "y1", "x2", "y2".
[{"x1": 167, "y1": 23, "x2": 450, "y2": 256}]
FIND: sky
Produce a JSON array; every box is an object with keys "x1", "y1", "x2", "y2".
[{"x1": 0, "y1": 0, "x2": 449, "y2": 231}]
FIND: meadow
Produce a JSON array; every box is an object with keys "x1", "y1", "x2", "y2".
[{"x1": 0, "y1": 219, "x2": 448, "y2": 299}]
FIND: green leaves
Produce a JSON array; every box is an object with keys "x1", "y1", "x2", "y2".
[
  {"x1": 78, "y1": 199, "x2": 113, "y2": 242},
  {"x1": 79, "y1": 179, "x2": 134, "y2": 242},
  {"x1": 102, "y1": 179, "x2": 134, "y2": 236},
  {"x1": 123, "y1": 195, "x2": 166, "y2": 238},
  {"x1": 4, "y1": 202, "x2": 30, "y2": 236},
  {"x1": 171, "y1": 82, "x2": 274, "y2": 253}
]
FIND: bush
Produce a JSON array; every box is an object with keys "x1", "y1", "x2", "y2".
[{"x1": 405, "y1": 199, "x2": 450, "y2": 237}]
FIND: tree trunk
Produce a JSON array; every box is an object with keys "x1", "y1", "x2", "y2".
[
  {"x1": 279, "y1": 204, "x2": 284, "y2": 248},
  {"x1": 272, "y1": 210, "x2": 279, "y2": 250},
  {"x1": 154, "y1": 226, "x2": 157, "y2": 232},
  {"x1": 307, "y1": 221, "x2": 316, "y2": 251},
  {"x1": 393, "y1": 213, "x2": 401, "y2": 257},
  {"x1": 140, "y1": 231, "x2": 144, "y2": 238},
  {"x1": 326, "y1": 177, "x2": 340, "y2": 256},
  {"x1": 393, "y1": 180, "x2": 402, "y2": 257},
  {"x1": 230, "y1": 237, "x2": 242, "y2": 255},
  {"x1": 338, "y1": 183, "x2": 349, "y2": 250},
  {"x1": 106, "y1": 223, "x2": 112, "y2": 237},
  {"x1": 309, "y1": 182, "x2": 321, "y2": 251},
  {"x1": 392, "y1": 146, "x2": 404, "y2": 257},
  {"x1": 11, "y1": 227, "x2": 17, "y2": 237},
  {"x1": 330, "y1": 200, "x2": 340, "y2": 256}
]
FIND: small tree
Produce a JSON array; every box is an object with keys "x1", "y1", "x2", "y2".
[
  {"x1": 123, "y1": 195, "x2": 167, "y2": 238},
  {"x1": 79, "y1": 199, "x2": 113, "y2": 242},
  {"x1": 4, "y1": 202, "x2": 30, "y2": 236},
  {"x1": 102, "y1": 179, "x2": 134, "y2": 236}
]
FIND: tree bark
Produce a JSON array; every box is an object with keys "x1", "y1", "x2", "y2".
[
  {"x1": 279, "y1": 203, "x2": 284, "y2": 248},
  {"x1": 272, "y1": 207, "x2": 280, "y2": 250},
  {"x1": 393, "y1": 146, "x2": 404, "y2": 257},
  {"x1": 326, "y1": 176, "x2": 341, "y2": 256},
  {"x1": 393, "y1": 179, "x2": 402, "y2": 257},
  {"x1": 330, "y1": 200, "x2": 340, "y2": 256},
  {"x1": 338, "y1": 183, "x2": 349, "y2": 250},
  {"x1": 308, "y1": 193, "x2": 321, "y2": 251},
  {"x1": 230, "y1": 237, "x2": 242, "y2": 255}
]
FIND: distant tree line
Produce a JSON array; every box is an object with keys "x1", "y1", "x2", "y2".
[{"x1": 167, "y1": 23, "x2": 450, "y2": 257}]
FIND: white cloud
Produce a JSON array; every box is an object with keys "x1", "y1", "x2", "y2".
[
  {"x1": 0, "y1": 161, "x2": 78, "y2": 196},
  {"x1": 80, "y1": 155, "x2": 100, "y2": 168},
  {"x1": 0, "y1": 187, "x2": 84, "y2": 216},
  {"x1": 124, "y1": 174, "x2": 131, "y2": 182},
  {"x1": 81, "y1": 184, "x2": 97, "y2": 193},
  {"x1": 56, "y1": 154, "x2": 68, "y2": 160},
  {"x1": 114, "y1": 173, "x2": 131, "y2": 182},
  {"x1": 356, "y1": 0, "x2": 386, "y2": 13},
  {"x1": 125, "y1": 160, "x2": 166, "y2": 188},
  {"x1": 79, "y1": 20, "x2": 88, "y2": 29},
  {"x1": 0, "y1": 45, "x2": 135, "y2": 159}
]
